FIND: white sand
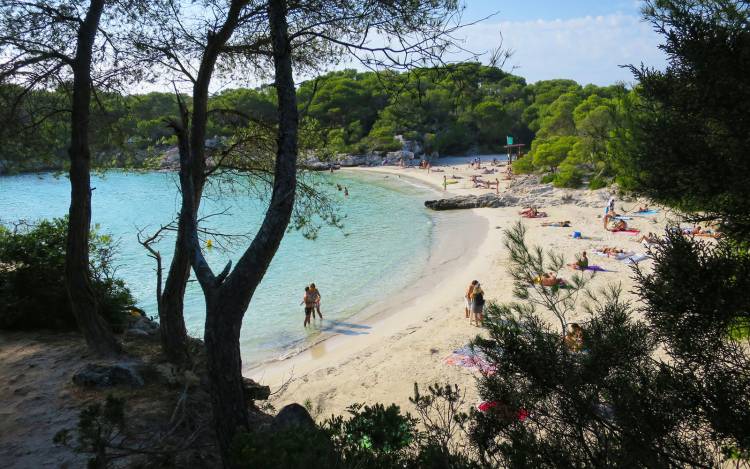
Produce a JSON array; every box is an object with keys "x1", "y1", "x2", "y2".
[{"x1": 250, "y1": 157, "x2": 671, "y2": 418}]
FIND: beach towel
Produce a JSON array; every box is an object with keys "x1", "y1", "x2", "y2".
[
  {"x1": 614, "y1": 216, "x2": 632, "y2": 221},
  {"x1": 623, "y1": 254, "x2": 649, "y2": 264},
  {"x1": 633, "y1": 209, "x2": 658, "y2": 216},
  {"x1": 593, "y1": 249, "x2": 648, "y2": 264},
  {"x1": 569, "y1": 264, "x2": 613, "y2": 272},
  {"x1": 444, "y1": 345, "x2": 496, "y2": 375},
  {"x1": 476, "y1": 401, "x2": 529, "y2": 421}
]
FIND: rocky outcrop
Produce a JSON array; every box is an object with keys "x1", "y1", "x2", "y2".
[
  {"x1": 425, "y1": 193, "x2": 521, "y2": 210},
  {"x1": 242, "y1": 377, "x2": 271, "y2": 401},
  {"x1": 271, "y1": 403, "x2": 315, "y2": 431},
  {"x1": 72, "y1": 363, "x2": 145, "y2": 388}
]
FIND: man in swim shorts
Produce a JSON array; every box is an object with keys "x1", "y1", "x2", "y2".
[{"x1": 302, "y1": 286, "x2": 315, "y2": 327}]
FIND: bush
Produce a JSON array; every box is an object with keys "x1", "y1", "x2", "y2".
[
  {"x1": 0, "y1": 218, "x2": 133, "y2": 331},
  {"x1": 587, "y1": 175, "x2": 608, "y2": 190},
  {"x1": 540, "y1": 173, "x2": 555, "y2": 184},
  {"x1": 511, "y1": 155, "x2": 534, "y2": 174}
]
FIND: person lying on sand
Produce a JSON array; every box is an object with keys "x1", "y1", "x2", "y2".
[
  {"x1": 607, "y1": 219, "x2": 629, "y2": 232},
  {"x1": 636, "y1": 232, "x2": 659, "y2": 244},
  {"x1": 542, "y1": 221, "x2": 571, "y2": 227},
  {"x1": 636, "y1": 205, "x2": 650, "y2": 213},
  {"x1": 520, "y1": 207, "x2": 548, "y2": 218},
  {"x1": 535, "y1": 272, "x2": 566, "y2": 287},
  {"x1": 683, "y1": 226, "x2": 722, "y2": 238},
  {"x1": 596, "y1": 247, "x2": 627, "y2": 255}
]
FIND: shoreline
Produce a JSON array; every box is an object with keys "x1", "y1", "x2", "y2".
[
  {"x1": 245, "y1": 168, "x2": 491, "y2": 386},
  {"x1": 251, "y1": 159, "x2": 668, "y2": 418}
]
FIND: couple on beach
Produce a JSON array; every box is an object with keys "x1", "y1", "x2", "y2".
[
  {"x1": 302, "y1": 283, "x2": 323, "y2": 327},
  {"x1": 464, "y1": 280, "x2": 485, "y2": 326}
]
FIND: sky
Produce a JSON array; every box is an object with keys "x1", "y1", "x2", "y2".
[
  {"x1": 445, "y1": 0, "x2": 667, "y2": 85},
  {"x1": 333, "y1": 0, "x2": 666, "y2": 87}
]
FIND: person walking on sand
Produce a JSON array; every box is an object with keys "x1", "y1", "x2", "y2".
[
  {"x1": 309, "y1": 283, "x2": 323, "y2": 319},
  {"x1": 443, "y1": 175, "x2": 448, "y2": 191},
  {"x1": 465, "y1": 280, "x2": 478, "y2": 319},
  {"x1": 471, "y1": 283, "x2": 485, "y2": 326},
  {"x1": 301, "y1": 286, "x2": 315, "y2": 327},
  {"x1": 495, "y1": 178, "x2": 499, "y2": 194}
]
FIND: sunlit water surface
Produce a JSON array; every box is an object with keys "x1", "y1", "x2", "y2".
[{"x1": 0, "y1": 170, "x2": 435, "y2": 365}]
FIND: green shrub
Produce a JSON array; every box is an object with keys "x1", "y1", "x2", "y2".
[
  {"x1": 540, "y1": 173, "x2": 555, "y2": 184},
  {"x1": 0, "y1": 218, "x2": 133, "y2": 331},
  {"x1": 511, "y1": 155, "x2": 534, "y2": 174},
  {"x1": 588, "y1": 175, "x2": 609, "y2": 190},
  {"x1": 233, "y1": 403, "x2": 418, "y2": 469}
]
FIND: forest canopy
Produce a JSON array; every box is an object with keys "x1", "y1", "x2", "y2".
[{"x1": 0, "y1": 63, "x2": 632, "y2": 189}]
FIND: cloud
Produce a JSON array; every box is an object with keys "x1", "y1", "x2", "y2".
[{"x1": 452, "y1": 13, "x2": 667, "y2": 86}]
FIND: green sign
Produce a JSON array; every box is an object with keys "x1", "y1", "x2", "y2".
[{"x1": 506, "y1": 136, "x2": 514, "y2": 145}]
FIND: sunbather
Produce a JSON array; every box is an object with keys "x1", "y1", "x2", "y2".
[
  {"x1": 542, "y1": 221, "x2": 571, "y2": 227},
  {"x1": 636, "y1": 232, "x2": 659, "y2": 244}
]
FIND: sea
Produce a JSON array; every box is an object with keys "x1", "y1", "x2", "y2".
[{"x1": 0, "y1": 170, "x2": 436, "y2": 366}]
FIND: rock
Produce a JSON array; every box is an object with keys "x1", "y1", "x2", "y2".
[
  {"x1": 72, "y1": 363, "x2": 144, "y2": 388},
  {"x1": 271, "y1": 403, "x2": 315, "y2": 431},
  {"x1": 127, "y1": 315, "x2": 159, "y2": 337},
  {"x1": 424, "y1": 193, "x2": 520, "y2": 210},
  {"x1": 243, "y1": 377, "x2": 270, "y2": 401},
  {"x1": 153, "y1": 363, "x2": 179, "y2": 386}
]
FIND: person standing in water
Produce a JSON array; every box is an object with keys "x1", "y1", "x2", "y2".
[
  {"x1": 309, "y1": 283, "x2": 323, "y2": 319},
  {"x1": 344, "y1": 187, "x2": 349, "y2": 197},
  {"x1": 301, "y1": 286, "x2": 315, "y2": 327}
]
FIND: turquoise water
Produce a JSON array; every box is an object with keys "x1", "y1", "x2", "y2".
[{"x1": 0, "y1": 170, "x2": 435, "y2": 365}]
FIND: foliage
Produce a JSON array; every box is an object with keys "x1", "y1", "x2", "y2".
[
  {"x1": 0, "y1": 218, "x2": 133, "y2": 331},
  {"x1": 233, "y1": 386, "x2": 478, "y2": 469},
  {"x1": 618, "y1": 0, "x2": 750, "y2": 238},
  {"x1": 54, "y1": 395, "x2": 126, "y2": 469},
  {"x1": 469, "y1": 223, "x2": 730, "y2": 468},
  {"x1": 1, "y1": 64, "x2": 629, "y2": 175},
  {"x1": 634, "y1": 230, "x2": 750, "y2": 457}
]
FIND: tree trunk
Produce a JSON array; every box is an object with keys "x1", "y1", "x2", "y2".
[
  {"x1": 157, "y1": 1, "x2": 246, "y2": 367},
  {"x1": 201, "y1": 0, "x2": 299, "y2": 464},
  {"x1": 65, "y1": 0, "x2": 119, "y2": 357}
]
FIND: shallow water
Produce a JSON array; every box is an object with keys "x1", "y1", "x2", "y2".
[{"x1": 0, "y1": 170, "x2": 435, "y2": 365}]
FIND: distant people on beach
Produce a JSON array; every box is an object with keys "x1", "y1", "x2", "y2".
[
  {"x1": 569, "y1": 251, "x2": 589, "y2": 270},
  {"x1": 443, "y1": 175, "x2": 448, "y2": 191},
  {"x1": 302, "y1": 286, "x2": 315, "y2": 327},
  {"x1": 495, "y1": 178, "x2": 499, "y2": 194},
  {"x1": 309, "y1": 283, "x2": 323, "y2": 319},
  {"x1": 464, "y1": 280, "x2": 478, "y2": 320},
  {"x1": 471, "y1": 282, "x2": 485, "y2": 326},
  {"x1": 603, "y1": 197, "x2": 616, "y2": 228}
]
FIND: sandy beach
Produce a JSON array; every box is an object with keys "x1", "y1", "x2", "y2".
[{"x1": 250, "y1": 156, "x2": 672, "y2": 418}]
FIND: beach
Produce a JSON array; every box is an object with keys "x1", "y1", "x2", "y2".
[{"x1": 250, "y1": 156, "x2": 671, "y2": 417}]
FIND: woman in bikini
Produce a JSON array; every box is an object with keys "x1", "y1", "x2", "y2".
[{"x1": 465, "y1": 280, "x2": 478, "y2": 319}]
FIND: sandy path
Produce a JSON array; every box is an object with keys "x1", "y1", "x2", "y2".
[
  {"x1": 254, "y1": 157, "x2": 669, "y2": 419},
  {"x1": 0, "y1": 332, "x2": 90, "y2": 468}
]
